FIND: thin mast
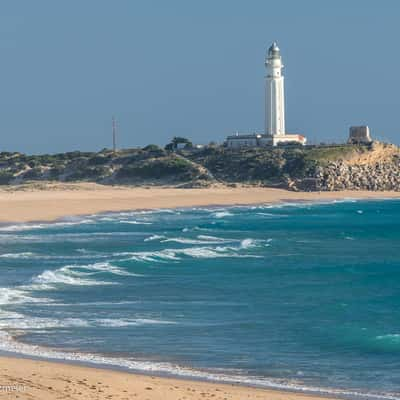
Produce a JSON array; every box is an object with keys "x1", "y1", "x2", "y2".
[{"x1": 112, "y1": 116, "x2": 117, "y2": 152}]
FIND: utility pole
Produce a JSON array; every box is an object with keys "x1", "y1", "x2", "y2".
[{"x1": 112, "y1": 116, "x2": 117, "y2": 152}]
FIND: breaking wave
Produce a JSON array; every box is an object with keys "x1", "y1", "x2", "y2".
[
  {"x1": 0, "y1": 288, "x2": 50, "y2": 306},
  {"x1": 0, "y1": 219, "x2": 94, "y2": 232},
  {"x1": 32, "y1": 269, "x2": 113, "y2": 287},
  {"x1": 29, "y1": 262, "x2": 139, "y2": 288},
  {"x1": 144, "y1": 234, "x2": 166, "y2": 242},
  {"x1": 119, "y1": 220, "x2": 153, "y2": 225},
  {"x1": 95, "y1": 318, "x2": 176, "y2": 327},
  {"x1": 0, "y1": 314, "x2": 91, "y2": 329},
  {"x1": 375, "y1": 334, "x2": 400, "y2": 347},
  {"x1": 0, "y1": 313, "x2": 175, "y2": 330},
  {"x1": 160, "y1": 235, "x2": 237, "y2": 245},
  {"x1": 212, "y1": 211, "x2": 234, "y2": 219},
  {"x1": 117, "y1": 238, "x2": 265, "y2": 263},
  {"x1": 0, "y1": 252, "x2": 36, "y2": 259}
]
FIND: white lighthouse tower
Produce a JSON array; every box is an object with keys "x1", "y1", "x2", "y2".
[
  {"x1": 225, "y1": 42, "x2": 306, "y2": 148},
  {"x1": 265, "y1": 42, "x2": 306, "y2": 146},
  {"x1": 265, "y1": 42, "x2": 285, "y2": 137}
]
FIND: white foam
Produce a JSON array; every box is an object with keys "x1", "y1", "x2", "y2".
[
  {"x1": 0, "y1": 251, "x2": 110, "y2": 261},
  {"x1": 144, "y1": 234, "x2": 166, "y2": 242},
  {"x1": 376, "y1": 334, "x2": 400, "y2": 343},
  {"x1": 0, "y1": 307, "x2": 174, "y2": 330},
  {"x1": 0, "y1": 315, "x2": 90, "y2": 330},
  {"x1": 161, "y1": 235, "x2": 236, "y2": 245},
  {"x1": 28, "y1": 261, "x2": 139, "y2": 289},
  {"x1": 20, "y1": 283, "x2": 56, "y2": 291},
  {"x1": 197, "y1": 235, "x2": 235, "y2": 243},
  {"x1": 78, "y1": 262, "x2": 142, "y2": 277},
  {"x1": 0, "y1": 288, "x2": 50, "y2": 306},
  {"x1": 32, "y1": 268, "x2": 112, "y2": 287},
  {"x1": 161, "y1": 237, "x2": 206, "y2": 244},
  {"x1": 119, "y1": 220, "x2": 153, "y2": 225},
  {"x1": 213, "y1": 211, "x2": 234, "y2": 219},
  {"x1": 0, "y1": 219, "x2": 94, "y2": 232},
  {"x1": 0, "y1": 252, "x2": 36, "y2": 259},
  {"x1": 122, "y1": 250, "x2": 181, "y2": 263},
  {"x1": 177, "y1": 247, "x2": 229, "y2": 258},
  {"x1": 345, "y1": 236, "x2": 355, "y2": 240},
  {"x1": 121, "y1": 239, "x2": 264, "y2": 263},
  {"x1": 240, "y1": 238, "x2": 258, "y2": 249},
  {"x1": 99, "y1": 209, "x2": 177, "y2": 220},
  {"x1": 94, "y1": 318, "x2": 176, "y2": 327},
  {"x1": 144, "y1": 233, "x2": 238, "y2": 244},
  {"x1": 256, "y1": 212, "x2": 289, "y2": 218}
]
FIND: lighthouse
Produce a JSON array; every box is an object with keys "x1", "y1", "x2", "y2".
[
  {"x1": 226, "y1": 42, "x2": 306, "y2": 148},
  {"x1": 265, "y1": 42, "x2": 285, "y2": 137},
  {"x1": 265, "y1": 42, "x2": 306, "y2": 146}
]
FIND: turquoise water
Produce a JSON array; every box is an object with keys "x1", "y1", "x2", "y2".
[{"x1": 0, "y1": 200, "x2": 399, "y2": 398}]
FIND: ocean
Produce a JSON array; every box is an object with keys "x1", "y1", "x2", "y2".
[{"x1": 0, "y1": 199, "x2": 399, "y2": 399}]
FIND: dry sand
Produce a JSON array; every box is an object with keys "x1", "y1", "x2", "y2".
[
  {"x1": 0, "y1": 182, "x2": 397, "y2": 399},
  {"x1": 0, "y1": 182, "x2": 399, "y2": 223},
  {"x1": 0, "y1": 356, "x2": 339, "y2": 400}
]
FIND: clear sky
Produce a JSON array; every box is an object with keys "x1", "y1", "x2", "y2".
[{"x1": 0, "y1": 0, "x2": 399, "y2": 153}]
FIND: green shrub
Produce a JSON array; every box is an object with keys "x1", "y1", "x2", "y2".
[
  {"x1": 117, "y1": 157, "x2": 195, "y2": 180},
  {"x1": 0, "y1": 171, "x2": 14, "y2": 185},
  {"x1": 66, "y1": 166, "x2": 109, "y2": 181},
  {"x1": 23, "y1": 168, "x2": 42, "y2": 180},
  {"x1": 143, "y1": 144, "x2": 160, "y2": 152},
  {"x1": 48, "y1": 165, "x2": 65, "y2": 179},
  {"x1": 88, "y1": 155, "x2": 110, "y2": 166}
]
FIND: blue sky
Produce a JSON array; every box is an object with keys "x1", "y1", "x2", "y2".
[{"x1": 0, "y1": 0, "x2": 399, "y2": 153}]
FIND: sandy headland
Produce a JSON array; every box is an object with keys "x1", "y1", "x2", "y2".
[{"x1": 0, "y1": 182, "x2": 400, "y2": 223}]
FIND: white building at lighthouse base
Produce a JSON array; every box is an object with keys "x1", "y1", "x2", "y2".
[
  {"x1": 226, "y1": 132, "x2": 306, "y2": 149},
  {"x1": 270, "y1": 133, "x2": 307, "y2": 146}
]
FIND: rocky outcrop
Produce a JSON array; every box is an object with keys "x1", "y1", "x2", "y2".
[{"x1": 299, "y1": 158, "x2": 400, "y2": 191}]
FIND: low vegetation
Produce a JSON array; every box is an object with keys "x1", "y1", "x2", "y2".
[{"x1": 0, "y1": 141, "x2": 398, "y2": 191}]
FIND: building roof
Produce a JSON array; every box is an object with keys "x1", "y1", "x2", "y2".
[
  {"x1": 268, "y1": 42, "x2": 281, "y2": 58},
  {"x1": 226, "y1": 133, "x2": 267, "y2": 140}
]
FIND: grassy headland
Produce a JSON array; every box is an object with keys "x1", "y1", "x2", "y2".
[{"x1": 0, "y1": 141, "x2": 399, "y2": 191}]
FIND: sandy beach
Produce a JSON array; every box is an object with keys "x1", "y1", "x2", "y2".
[
  {"x1": 0, "y1": 356, "x2": 340, "y2": 400},
  {"x1": 0, "y1": 182, "x2": 399, "y2": 223}
]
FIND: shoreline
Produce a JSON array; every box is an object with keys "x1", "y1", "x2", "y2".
[
  {"x1": 0, "y1": 330, "x2": 390, "y2": 400},
  {"x1": 0, "y1": 182, "x2": 400, "y2": 223},
  {"x1": 0, "y1": 331, "x2": 336, "y2": 399},
  {"x1": 0, "y1": 354, "x2": 343, "y2": 400}
]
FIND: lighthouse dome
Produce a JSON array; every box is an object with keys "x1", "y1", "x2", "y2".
[{"x1": 268, "y1": 42, "x2": 281, "y2": 58}]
